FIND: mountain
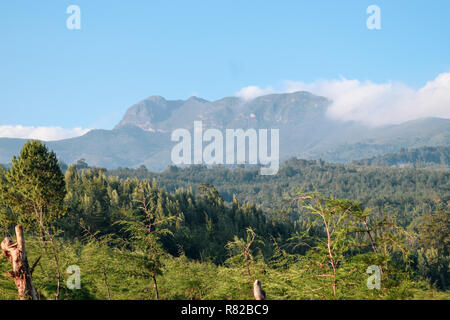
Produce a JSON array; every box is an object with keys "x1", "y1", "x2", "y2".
[
  {"x1": 1, "y1": 91, "x2": 449, "y2": 170},
  {"x1": 115, "y1": 92, "x2": 329, "y2": 132}
]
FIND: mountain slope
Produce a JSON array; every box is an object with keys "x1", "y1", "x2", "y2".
[
  {"x1": 0, "y1": 126, "x2": 169, "y2": 169},
  {"x1": 353, "y1": 145, "x2": 450, "y2": 168},
  {"x1": 0, "y1": 91, "x2": 449, "y2": 170}
]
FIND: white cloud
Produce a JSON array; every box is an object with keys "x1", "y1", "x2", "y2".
[
  {"x1": 235, "y1": 85, "x2": 275, "y2": 101},
  {"x1": 0, "y1": 125, "x2": 91, "y2": 141},
  {"x1": 237, "y1": 73, "x2": 450, "y2": 126}
]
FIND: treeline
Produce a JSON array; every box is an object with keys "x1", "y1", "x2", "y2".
[
  {"x1": 0, "y1": 141, "x2": 448, "y2": 300},
  {"x1": 107, "y1": 158, "x2": 449, "y2": 227},
  {"x1": 353, "y1": 146, "x2": 449, "y2": 168}
]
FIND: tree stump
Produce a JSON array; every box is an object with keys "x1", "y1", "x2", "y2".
[
  {"x1": 253, "y1": 279, "x2": 266, "y2": 300},
  {"x1": 1, "y1": 225, "x2": 37, "y2": 300}
]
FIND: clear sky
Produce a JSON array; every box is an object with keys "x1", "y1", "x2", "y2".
[{"x1": 0, "y1": 0, "x2": 449, "y2": 136}]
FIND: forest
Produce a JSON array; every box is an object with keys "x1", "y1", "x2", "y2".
[
  {"x1": 352, "y1": 146, "x2": 449, "y2": 168},
  {"x1": 0, "y1": 141, "x2": 448, "y2": 300}
]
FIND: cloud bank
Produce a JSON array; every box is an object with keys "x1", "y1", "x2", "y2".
[
  {"x1": 237, "y1": 73, "x2": 450, "y2": 126},
  {"x1": 0, "y1": 125, "x2": 91, "y2": 141}
]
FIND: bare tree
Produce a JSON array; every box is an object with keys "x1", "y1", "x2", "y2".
[{"x1": 1, "y1": 225, "x2": 38, "y2": 300}]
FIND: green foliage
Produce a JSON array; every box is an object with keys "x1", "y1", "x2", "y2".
[
  {"x1": 415, "y1": 209, "x2": 450, "y2": 289},
  {"x1": 0, "y1": 140, "x2": 66, "y2": 232},
  {"x1": 353, "y1": 146, "x2": 450, "y2": 168},
  {"x1": 0, "y1": 145, "x2": 448, "y2": 300},
  {"x1": 107, "y1": 158, "x2": 449, "y2": 227}
]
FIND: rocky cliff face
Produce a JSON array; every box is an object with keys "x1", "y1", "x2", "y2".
[{"x1": 0, "y1": 91, "x2": 449, "y2": 171}]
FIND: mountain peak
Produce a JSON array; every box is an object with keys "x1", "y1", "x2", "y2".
[
  {"x1": 1, "y1": 90, "x2": 449, "y2": 170},
  {"x1": 114, "y1": 91, "x2": 331, "y2": 131},
  {"x1": 114, "y1": 95, "x2": 183, "y2": 130},
  {"x1": 145, "y1": 95, "x2": 167, "y2": 103},
  {"x1": 187, "y1": 96, "x2": 209, "y2": 103}
]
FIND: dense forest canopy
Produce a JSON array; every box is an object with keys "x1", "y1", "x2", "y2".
[
  {"x1": 0, "y1": 142, "x2": 448, "y2": 300},
  {"x1": 107, "y1": 157, "x2": 449, "y2": 227},
  {"x1": 352, "y1": 146, "x2": 449, "y2": 168}
]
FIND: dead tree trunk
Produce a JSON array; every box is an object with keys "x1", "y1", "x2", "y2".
[
  {"x1": 152, "y1": 272, "x2": 160, "y2": 300},
  {"x1": 1, "y1": 225, "x2": 37, "y2": 300},
  {"x1": 253, "y1": 280, "x2": 266, "y2": 300}
]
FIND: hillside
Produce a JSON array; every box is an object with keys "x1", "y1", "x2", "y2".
[
  {"x1": 353, "y1": 146, "x2": 450, "y2": 168},
  {"x1": 107, "y1": 158, "x2": 450, "y2": 226},
  {"x1": 1, "y1": 141, "x2": 449, "y2": 300},
  {"x1": 0, "y1": 92, "x2": 449, "y2": 170}
]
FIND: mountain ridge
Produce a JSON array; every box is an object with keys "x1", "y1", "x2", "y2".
[{"x1": 1, "y1": 91, "x2": 449, "y2": 170}]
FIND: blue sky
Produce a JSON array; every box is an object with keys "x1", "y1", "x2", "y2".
[{"x1": 0, "y1": 0, "x2": 449, "y2": 137}]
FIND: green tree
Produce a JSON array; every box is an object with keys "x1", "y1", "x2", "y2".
[
  {"x1": 118, "y1": 180, "x2": 176, "y2": 299},
  {"x1": 417, "y1": 208, "x2": 450, "y2": 289},
  {"x1": 226, "y1": 228, "x2": 262, "y2": 280},
  {"x1": 290, "y1": 193, "x2": 409, "y2": 298},
  {"x1": 0, "y1": 140, "x2": 66, "y2": 233},
  {"x1": 0, "y1": 140, "x2": 66, "y2": 299}
]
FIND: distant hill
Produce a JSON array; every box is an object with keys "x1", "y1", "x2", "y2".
[
  {"x1": 0, "y1": 125, "x2": 172, "y2": 170},
  {"x1": 0, "y1": 91, "x2": 449, "y2": 170},
  {"x1": 353, "y1": 146, "x2": 450, "y2": 168}
]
